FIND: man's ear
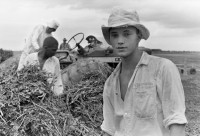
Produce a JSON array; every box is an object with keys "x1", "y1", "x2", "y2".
[{"x1": 138, "y1": 32, "x2": 142, "y2": 40}]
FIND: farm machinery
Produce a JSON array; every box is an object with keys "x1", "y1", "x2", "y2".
[
  {"x1": 55, "y1": 32, "x2": 121, "y2": 86},
  {"x1": 55, "y1": 32, "x2": 121, "y2": 69}
]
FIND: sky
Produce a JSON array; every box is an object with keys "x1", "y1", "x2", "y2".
[{"x1": 0, "y1": 0, "x2": 200, "y2": 51}]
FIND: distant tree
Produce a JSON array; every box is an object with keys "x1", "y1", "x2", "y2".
[{"x1": 0, "y1": 48, "x2": 13, "y2": 63}]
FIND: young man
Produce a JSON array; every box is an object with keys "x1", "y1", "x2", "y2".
[
  {"x1": 101, "y1": 8, "x2": 187, "y2": 136},
  {"x1": 19, "y1": 36, "x2": 63, "y2": 96},
  {"x1": 17, "y1": 20, "x2": 60, "y2": 70}
]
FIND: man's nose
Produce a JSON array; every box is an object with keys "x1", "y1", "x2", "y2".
[{"x1": 118, "y1": 36, "x2": 124, "y2": 45}]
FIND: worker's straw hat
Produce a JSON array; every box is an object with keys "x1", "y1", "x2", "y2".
[
  {"x1": 47, "y1": 20, "x2": 60, "y2": 30},
  {"x1": 101, "y1": 8, "x2": 150, "y2": 45}
]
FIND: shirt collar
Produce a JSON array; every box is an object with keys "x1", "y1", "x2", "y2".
[
  {"x1": 138, "y1": 51, "x2": 150, "y2": 66},
  {"x1": 112, "y1": 51, "x2": 150, "y2": 76}
]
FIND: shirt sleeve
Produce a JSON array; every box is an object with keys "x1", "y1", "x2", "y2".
[
  {"x1": 17, "y1": 53, "x2": 37, "y2": 71},
  {"x1": 157, "y1": 59, "x2": 187, "y2": 128},
  {"x1": 52, "y1": 58, "x2": 64, "y2": 96},
  {"x1": 101, "y1": 79, "x2": 115, "y2": 136},
  {"x1": 31, "y1": 25, "x2": 44, "y2": 50}
]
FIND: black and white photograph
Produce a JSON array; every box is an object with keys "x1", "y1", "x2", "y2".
[{"x1": 0, "y1": 0, "x2": 200, "y2": 135}]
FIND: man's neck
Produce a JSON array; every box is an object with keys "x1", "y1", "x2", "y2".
[{"x1": 121, "y1": 49, "x2": 143, "y2": 72}]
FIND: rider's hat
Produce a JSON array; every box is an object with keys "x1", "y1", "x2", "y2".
[
  {"x1": 47, "y1": 20, "x2": 60, "y2": 30},
  {"x1": 101, "y1": 7, "x2": 150, "y2": 45}
]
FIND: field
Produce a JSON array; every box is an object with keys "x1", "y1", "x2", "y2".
[
  {"x1": 153, "y1": 52, "x2": 200, "y2": 136},
  {"x1": 0, "y1": 51, "x2": 200, "y2": 135},
  {"x1": 154, "y1": 52, "x2": 200, "y2": 69}
]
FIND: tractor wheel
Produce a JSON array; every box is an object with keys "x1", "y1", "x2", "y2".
[{"x1": 61, "y1": 59, "x2": 113, "y2": 87}]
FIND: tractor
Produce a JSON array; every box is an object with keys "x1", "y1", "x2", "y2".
[
  {"x1": 55, "y1": 32, "x2": 121, "y2": 86},
  {"x1": 55, "y1": 32, "x2": 154, "y2": 86},
  {"x1": 55, "y1": 32, "x2": 121, "y2": 69}
]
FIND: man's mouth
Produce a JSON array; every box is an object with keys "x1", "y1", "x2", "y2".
[{"x1": 116, "y1": 47, "x2": 127, "y2": 49}]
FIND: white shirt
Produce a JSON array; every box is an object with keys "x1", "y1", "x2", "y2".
[
  {"x1": 101, "y1": 52, "x2": 187, "y2": 136},
  {"x1": 23, "y1": 52, "x2": 63, "y2": 96},
  {"x1": 24, "y1": 25, "x2": 52, "y2": 54}
]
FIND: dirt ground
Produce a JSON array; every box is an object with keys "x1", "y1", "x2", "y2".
[{"x1": 182, "y1": 73, "x2": 200, "y2": 136}]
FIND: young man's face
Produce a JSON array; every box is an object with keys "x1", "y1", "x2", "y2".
[
  {"x1": 110, "y1": 26, "x2": 140, "y2": 58},
  {"x1": 46, "y1": 27, "x2": 56, "y2": 34}
]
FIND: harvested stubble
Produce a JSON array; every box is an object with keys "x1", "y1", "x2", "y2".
[{"x1": 0, "y1": 60, "x2": 113, "y2": 136}]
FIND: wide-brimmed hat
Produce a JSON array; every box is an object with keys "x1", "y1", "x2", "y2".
[
  {"x1": 101, "y1": 8, "x2": 150, "y2": 45},
  {"x1": 47, "y1": 20, "x2": 60, "y2": 30}
]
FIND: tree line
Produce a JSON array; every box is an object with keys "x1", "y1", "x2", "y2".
[{"x1": 0, "y1": 48, "x2": 13, "y2": 63}]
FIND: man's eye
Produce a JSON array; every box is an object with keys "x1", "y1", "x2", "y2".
[
  {"x1": 111, "y1": 34, "x2": 118, "y2": 38},
  {"x1": 124, "y1": 33, "x2": 131, "y2": 37}
]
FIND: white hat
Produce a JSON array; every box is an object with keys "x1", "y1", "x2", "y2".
[
  {"x1": 102, "y1": 8, "x2": 150, "y2": 45},
  {"x1": 47, "y1": 20, "x2": 60, "y2": 29}
]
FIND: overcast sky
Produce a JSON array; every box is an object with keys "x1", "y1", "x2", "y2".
[{"x1": 0, "y1": 0, "x2": 200, "y2": 51}]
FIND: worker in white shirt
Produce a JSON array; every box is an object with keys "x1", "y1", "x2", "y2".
[
  {"x1": 20, "y1": 36, "x2": 63, "y2": 96},
  {"x1": 101, "y1": 8, "x2": 187, "y2": 136},
  {"x1": 17, "y1": 20, "x2": 60, "y2": 70}
]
